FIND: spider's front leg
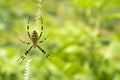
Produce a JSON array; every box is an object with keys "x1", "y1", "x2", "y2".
[
  {"x1": 38, "y1": 17, "x2": 44, "y2": 40},
  {"x1": 37, "y1": 44, "x2": 50, "y2": 58},
  {"x1": 17, "y1": 45, "x2": 33, "y2": 64},
  {"x1": 27, "y1": 17, "x2": 32, "y2": 40}
]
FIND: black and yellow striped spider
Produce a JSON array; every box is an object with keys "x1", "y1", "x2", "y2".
[{"x1": 17, "y1": 16, "x2": 50, "y2": 64}]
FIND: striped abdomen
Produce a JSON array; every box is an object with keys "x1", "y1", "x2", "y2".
[{"x1": 32, "y1": 30, "x2": 38, "y2": 47}]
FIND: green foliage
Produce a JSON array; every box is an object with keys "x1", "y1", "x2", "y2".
[{"x1": 0, "y1": 0, "x2": 120, "y2": 80}]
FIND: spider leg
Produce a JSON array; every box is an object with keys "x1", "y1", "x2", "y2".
[
  {"x1": 17, "y1": 45, "x2": 33, "y2": 64},
  {"x1": 39, "y1": 37, "x2": 47, "y2": 43},
  {"x1": 27, "y1": 16, "x2": 31, "y2": 40},
  {"x1": 36, "y1": 44, "x2": 50, "y2": 58},
  {"x1": 38, "y1": 16, "x2": 44, "y2": 40},
  {"x1": 18, "y1": 39, "x2": 30, "y2": 44}
]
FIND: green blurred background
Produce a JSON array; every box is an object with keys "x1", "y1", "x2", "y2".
[{"x1": 0, "y1": 0, "x2": 120, "y2": 80}]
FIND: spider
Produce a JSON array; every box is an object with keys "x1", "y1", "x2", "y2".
[{"x1": 17, "y1": 16, "x2": 50, "y2": 64}]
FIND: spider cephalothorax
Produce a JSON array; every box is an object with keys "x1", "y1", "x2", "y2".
[{"x1": 17, "y1": 16, "x2": 50, "y2": 64}]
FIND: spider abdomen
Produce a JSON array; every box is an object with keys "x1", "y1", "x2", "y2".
[{"x1": 32, "y1": 30, "x2": 38, "y2": 45}]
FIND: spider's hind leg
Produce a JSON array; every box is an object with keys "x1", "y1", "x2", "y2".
[
  {"x1": 17, "y1": 45, "x2": 33, "y2": 64},
  {"x1": 36, "y1": 45, "x2": 51, "y2": 58}
]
